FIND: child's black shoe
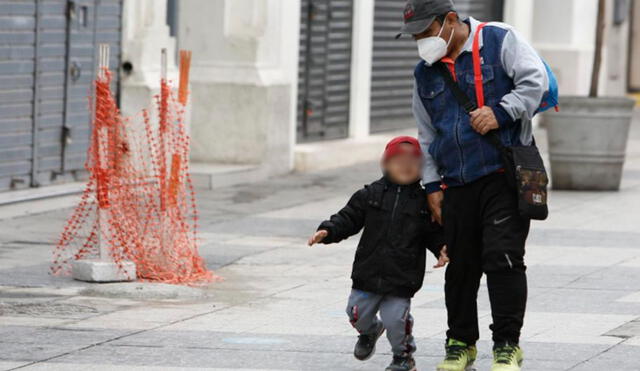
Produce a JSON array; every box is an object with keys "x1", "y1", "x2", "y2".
[
  {"x1": 385, "y1": 353, "x2": 416, "y2": 371},
  {"x1": 354, "y1": 322, "x2": 385, "y2": 360}
]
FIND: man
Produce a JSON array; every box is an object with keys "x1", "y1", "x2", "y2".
[{"x1": 397, "y1": 1, "x2": 548, "y2": 370}]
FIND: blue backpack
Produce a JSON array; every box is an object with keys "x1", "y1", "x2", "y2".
[
  {"x1": 537, "y1": 60, "x2": 559, "y2": 113},
  {"x1": 474, "y1": 23, "x2": 559, "y2": 114}
]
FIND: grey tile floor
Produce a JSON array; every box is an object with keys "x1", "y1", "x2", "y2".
[{"x1": 1, "y1": 119, "x2": 640, "y2": 371}]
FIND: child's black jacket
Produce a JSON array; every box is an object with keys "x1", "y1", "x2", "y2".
[{"x1": 318, "y1": 176, "x2": 444, "y2": 298}]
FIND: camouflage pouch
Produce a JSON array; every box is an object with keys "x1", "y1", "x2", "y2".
[{"x1": 505, "y1": 145, "x2": 549, "y2": 220}]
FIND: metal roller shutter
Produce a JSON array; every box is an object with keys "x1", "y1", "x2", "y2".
[
  {"x1": 297, "y1": 0, "x2": 353, "y2": 142},
  {"x1": 0, "y1": 0, "x2": 39, "y2": 191},
  {"x1": 455, "y1": 0, "x2": 505, "y2": 21},
  {"x1": 370, "y1": 0, "x2": 418, "y2": 133},
  {"x1": 0, "y1": 0, "x2": 122, "y2": 192},
  {"x1": 370, "y1": 0, "x2": 504, "y2": 133}
]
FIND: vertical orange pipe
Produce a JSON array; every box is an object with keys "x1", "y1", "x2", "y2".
[{"x1": 178, "y1": 50, "x2": 192, "y2": 106}]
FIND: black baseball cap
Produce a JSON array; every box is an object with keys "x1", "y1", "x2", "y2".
[{"x1": 396, "y1": 0, "x2": 455, "y2": 39}]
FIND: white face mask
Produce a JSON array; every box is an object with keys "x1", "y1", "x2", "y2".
[{"x1": 417, "y1": 19, "x2": 455, "y2": 66}]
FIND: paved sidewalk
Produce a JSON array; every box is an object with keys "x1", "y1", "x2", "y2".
[{"x1": 1, "y1": 117, "x2": 640, "y2": 371}]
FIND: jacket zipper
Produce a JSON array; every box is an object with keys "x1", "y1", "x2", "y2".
[
  {"x1": 379, "y1": 186, "x2": 402, "y2": 292},
  {"x1": 445, "y1": 60, "x2": 466, "y2": 184},
  {"x1": 447, "y1": 59, "x2": 466, "y2": 184},
  {"x1": 390, "y1": 186, "x2": 402, "y2": 222},
  {"x1": 455, "y1": 102, "x2": 466, "y2": 184}
]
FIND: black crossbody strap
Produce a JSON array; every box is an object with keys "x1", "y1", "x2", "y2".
[
  {"x1": 433, "y1": 62, "x2": 504, "y2": 150},
  {"x1": 434, "y1": 63, "x2": 476, "y2": 114}
]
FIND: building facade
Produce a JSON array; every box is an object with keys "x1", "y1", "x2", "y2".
[
  {"x1": 0, "y1": 0, "x2": 123, "y2": 193},
  {"x1": 0, "y1": 0, "x2": 638, "y2": 195},
  {"x1": 157, "y1": 0, "x2": 639, "y2": 178}
]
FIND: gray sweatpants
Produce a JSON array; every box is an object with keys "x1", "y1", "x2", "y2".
[{"x1": 346, "y1": 289, "x2": 416, "y2": 356}]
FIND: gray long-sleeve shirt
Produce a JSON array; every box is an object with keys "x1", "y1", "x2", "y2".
[{"x1": 415, "y1": 17, "x2": 548, "y2": 188}]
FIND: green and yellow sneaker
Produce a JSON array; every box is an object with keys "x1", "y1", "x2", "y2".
[
  {"x1": 436, "y1": 338, "x2": 477, "y2": 371},
  {"x1": 491, "y1": 342, "x2": 523, "y2": 371}
]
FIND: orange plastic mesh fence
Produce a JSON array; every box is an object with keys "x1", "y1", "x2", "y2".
[{"x1": 52, "y1": 56, "x2": 215, "y2": 285}]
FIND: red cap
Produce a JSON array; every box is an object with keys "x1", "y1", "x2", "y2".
[{"x1": 383, "y1": 136, "x2": 422, "y2": 161}]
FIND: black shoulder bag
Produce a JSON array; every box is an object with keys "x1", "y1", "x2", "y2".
[{"x1": 434, "y1": 62, "x2": 549, "y2": 220}]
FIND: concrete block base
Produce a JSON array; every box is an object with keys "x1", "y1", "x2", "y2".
[{"x1": 72, "y1": 259, "x2": 136, "y2": 283}]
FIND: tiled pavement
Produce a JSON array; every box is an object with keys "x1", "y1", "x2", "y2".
[{"x1": 1, "y1": 118, "x2": 640, "y2": 370}]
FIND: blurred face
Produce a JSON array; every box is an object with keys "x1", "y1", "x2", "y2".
[{"x1": 383, "y1": 144, "x2": 422, "y2": 185}]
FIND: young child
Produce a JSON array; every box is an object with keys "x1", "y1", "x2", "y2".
[{"x1": 308, "y1": 136, "x2": 448, "y2": 371}]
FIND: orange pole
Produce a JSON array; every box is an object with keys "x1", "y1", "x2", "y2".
[{"x1": 178, "y1": 50, "x2": 192, "y2": 106}]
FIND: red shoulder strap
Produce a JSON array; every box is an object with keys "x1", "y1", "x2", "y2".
[{"x1": 472, "y1": 22, "x2": 488, "y2": 108}]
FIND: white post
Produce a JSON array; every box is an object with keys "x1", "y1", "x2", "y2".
[
  {"x1": 97, "y1": 44, "x2": 110, "y2": 261},
  {"x1": 98, "y1": 209, "x2": 110, "y2": 261},
  {"x1": 348, "y1": 0, "x2": 375, "y2": 139},
  {"x1": 159, "y1": 48, "x2": 168, "y2": 252},
  {"x1": 72, "y1": 45, "x2": 136, "y2": 282},
  {"x1": 160, "y1": 48, "x2": 167, "y2": 82}
]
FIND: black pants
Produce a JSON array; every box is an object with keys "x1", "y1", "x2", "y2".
[{"x1": 442, "y1": 173, "x2": 530, "y2": 345}]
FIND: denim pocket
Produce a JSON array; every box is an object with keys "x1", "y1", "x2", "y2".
[
  {"x1": 465, "y1": 65, "x2": 495, "y2": 105},
  {"x1": 418, "y1": 79, "x2": 446, "y2": 112}
]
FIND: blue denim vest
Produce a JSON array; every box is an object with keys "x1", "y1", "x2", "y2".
[{"x1": 414, "y1": 25, "x2": 523, "y2": 187}]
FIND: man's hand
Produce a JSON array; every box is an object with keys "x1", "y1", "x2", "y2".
[
  {"x1": 433, "y1": 245, "x2": 449, "y2": 268},
  {"x1": 427, "y1": 191, "x2": 444, "y2": 225},
  {"x1": 308, "y1": 230, "x2": 328, "y2": 246},
  {"x1": 470, "y1": 106, "x2": 499, "y2": 135}
]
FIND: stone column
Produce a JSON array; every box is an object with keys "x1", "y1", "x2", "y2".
[
  {"x1": 120, "y1": 0, "x2": 178, "y2": 117},
  {"x1": 349, "y1": 0, "x2": 375, "y2": 139},
  {"x1": 177, "y1": 0, "x2": 300, "y2": 174},
  {"x1": 530, "y1": 0, "x2": 630, "y2": 96},
  {"x1": 503, "y1": 0, "x2": 541, "y2": 128},
  {"x1": 503, "y1": 0, "x2": 534, "y2": 41}
]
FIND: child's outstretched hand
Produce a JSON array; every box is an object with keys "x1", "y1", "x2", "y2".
[
  {"x1": 433, "y1": 245, "x2": 449, "y2": 268},
  {"x1": 308, "y1": 230, "x2": 328, "y2": 246}
]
